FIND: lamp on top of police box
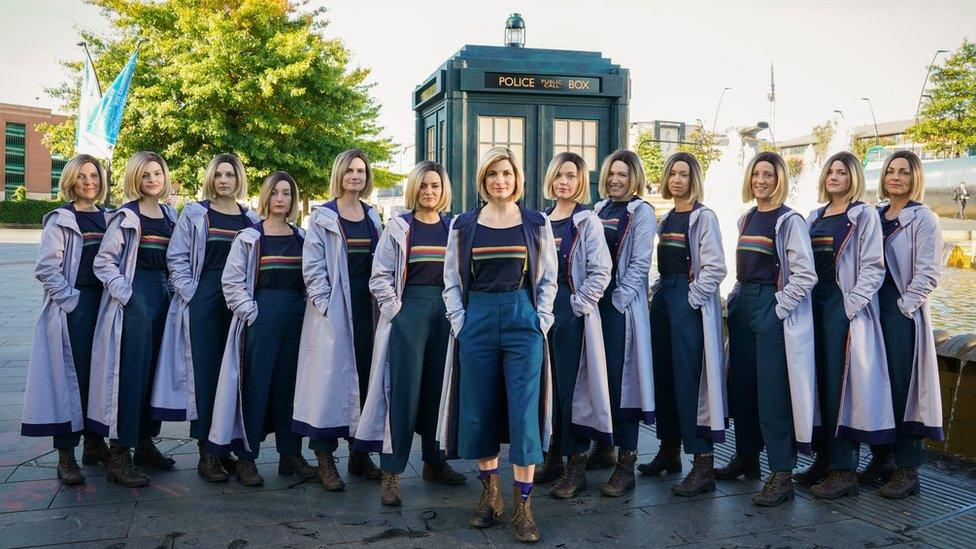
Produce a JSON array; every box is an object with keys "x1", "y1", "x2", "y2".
[{"x1": 505, "y1": 13, "x2": 525, "y2": 48}]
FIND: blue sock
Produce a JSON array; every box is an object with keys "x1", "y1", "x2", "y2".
[
  {"x1": 514, "y1": 480, "x2": 533, "y2": 500},
  {"x1": 478, "y1": 468, "x2": 498, "y2": 480}
]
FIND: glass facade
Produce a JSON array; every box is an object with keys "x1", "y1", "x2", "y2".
[
  {"x1": 553, "y1": 119, "x2": 598, "y2": 168},
  {"x1": 51, "y1": 155, "x2": 67, "y2": 198},
  {"x1": 4, "y1": 122, "x2": 26, "y2": 198}
]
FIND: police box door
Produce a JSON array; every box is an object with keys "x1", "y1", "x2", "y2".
[
  {"x1": 547, "y1": 104, "x2": 612, "y2": 207},
  {"x1": 466, "y1": 102, "x2": 538, "y2": 210}
]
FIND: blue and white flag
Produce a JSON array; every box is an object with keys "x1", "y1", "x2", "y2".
[
  {"x1": 75, "y1": 49, "x2": 139, "y2": 158},
  {"x1": 74, "y1": 51, "x2": 102, "y2": 156}
]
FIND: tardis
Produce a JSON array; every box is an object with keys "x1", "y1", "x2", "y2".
[{"x1": 413, "y1": 14, "x2": 630, "y2": 212}]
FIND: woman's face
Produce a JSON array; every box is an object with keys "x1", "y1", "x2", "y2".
[
  {"x1": 552, "y1": 161, "x2": 580, "y2": 201},
  {"x1": 825, "y1": 160, "x2": 851, "y2": 198},
  {"x1": 416, "y1": 170, "x2": 443, "y2": 210},
  {"x1": 74, "y1": 162, "x2": 101, "y2": 201},
  {"x1": 342, "y1": 157, "x2": 368, "y2": 195},
  {"x1": 606, "y1": 160, "x2": 631, "y2": 199},
  {"x1": 140, "y1": 161, "x2": 166, "y2": 198},
  {"x1": 667, "y1": 160, "x2": 692, "y2": 200},
  {"x1": 268, "y1": 179, "x2": 293, "y2": 217},
  {"x1": 751, "y1": 160, "x2": 777, "y2": 201},
  {"x1": 484, "y1": 158, "x2": 517, "y2": 201},
  {"x1": 214, "y1": 162, "x2": 239, "y2": 198},
  {"x1": 883, "y1": 157, "x2": 913, "y2": 199}
]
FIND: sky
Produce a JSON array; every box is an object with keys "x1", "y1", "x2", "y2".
[{"x1": 2, "y1": 0, "x2": 975, "y2": 154}]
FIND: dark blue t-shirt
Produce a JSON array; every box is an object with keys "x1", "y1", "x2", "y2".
[
  {"x1": 810, "y1": 208, "x2": 852, "y2": 284},
  {"x1": 70, "y1": 206, "x2": 106, "y2": 287},
  {"x1": 471, "y1": 224, "x2": 528, "y2": 292},
  {"x1": 880, "y1": 201, "x2": 920, "y2": 287},
  {"x1": 203, "y1": 207, "x2": 250, "y2": 271},
  {"x1": 257, "y1": 233, "x2": 304, "y2": 291},
  {"x1": 341, "y1": 217, "x2": 375, "y2": 279},
  {"x1": 136, "y1": 213, "x2": 173, "y2": 271},
  {"x1": 657, "y1": 208, "x2": 693, "y2": 277},
  {"x1": 736, "y1": 206, "x2": 785, "y2": 285},
  {"x1": 406, "y1": 217, "x2": 448, "y2": 286},
  {"x1": 549, "y1": 216, "x2": 573, "y2": 285}
]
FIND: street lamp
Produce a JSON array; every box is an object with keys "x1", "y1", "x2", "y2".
[
  {"x1": 861, "y1": 97, "x2": 879, "y2": 145},
  {"x1": 711, "y1": 87, "x2": 732, "y2": 136},
  {"x1": 832, "y1": 109, "x2": 845, "y2": 120},
  {"x1": 915, "y1": 49, "x2": 949, "y2": 123},
  {"x1": 505, "y1": 13, "x2": 525, "y2": 48}
]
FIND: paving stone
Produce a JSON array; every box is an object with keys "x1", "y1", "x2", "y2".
[
  {"x1": 684, "y1": 518, "x2": 921, "y2": 548},
  {"x1": 0, "y1": 502, "x2": 135, "y2": 548},
  {"x1": 0, "y1": 478, "x2": 61, "y2": 513},
  {"x1": 0, "y1": 468, "x2": 15, "y2": 483},
  {"x1": 6, "y1": 464, "x2": 59, "y2": 483}
]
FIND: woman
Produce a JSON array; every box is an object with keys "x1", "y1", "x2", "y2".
[
  {"x1": 859, "y1": 151, "x2": 943, "y2": 499},
  {"x1": 798, "y1": 151, "x2": 895, "y2": 499},
  {"x1": 534, "y1": 152, "x2": 613, "y2": 499},
  {"x1": 590, "y1": 149, "x2": 656, "y2": 498},
  {"x1": 206, "y1": 172, "x2": 315, "y2": 486},
  {"x1": 292, "y1": 149, "x2": 384, "y2": 491},
  {"x1": 22, "y1": 155, "x2": 111, "y2": 485},
  {"x1": 354, "y1": 161, "x2": 467, "y2": 507},
  {"x1": 435, "y1": 146, "x2": 556, "y2": 543},
  {"x1": 152, "y1": 154, "x2": 260, "y2": 482},
  {"x1": 637, "y1": 152, "x2": 727, "y2": 497},
  {"x1": 715, "y1": 151, "x2": 817, "y2": 507},
  {"x1": 88, "y1": 152, "x2": 178, "y2": 487}
]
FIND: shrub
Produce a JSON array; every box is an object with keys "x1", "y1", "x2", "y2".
[{"x1": 0, "y1": 199, "x2": 63, "y2": 225}]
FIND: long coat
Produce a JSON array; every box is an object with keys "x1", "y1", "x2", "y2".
[
  {"x1": 730, "y1": 206, "x2": 818, "y2": 453},
  {"x1": 150, "y1": 201, "x2": 259, "y2": 421},
  {"x1": 353, "y1": 212, "x2": 451, "y2": 453},
  {"x1": 435, "y1": 205, "x2": 558, "y2": 459},
  {"x1": 291, "y1": 201, "x2": 383, "y2": 440},
  {"x1": 206, "y1": 221, "x2": 306, "y2": 454},
  {"x1": 22, "y1": 206, "x2": 108, "y2": 436},
  {"x1": 806, "y1": 203, "x2": 896, "y2": 443},
  {"x1": 881, "y1": 203, "x2": 944, "y2": 440},
  {"x1": 593, "y1": 197, "x2": 657, "y2": 423},
  {"x1": 655, "y1": 204, "x2": 729, "y2": 442},
  {"x1": 87, "y1": 201, "x2": 177, "y2": 439}
]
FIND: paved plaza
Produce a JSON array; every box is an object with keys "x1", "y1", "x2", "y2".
[{"x1": 0, "y1": 229, "x2": 974, "y2": 548}]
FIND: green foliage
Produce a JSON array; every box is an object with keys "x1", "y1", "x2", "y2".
[
  {"x1": 633, "y1": 130, "x2": 665, "y2": 188},
  {"x1": 811, "y1": 120, "x2": 837, "y2": 164},
  {"x1": 0, "y1": 199, "x2": 62, "y2": 225},
  {"x1": 38, "y1": 0, "x2": 394, "y2": 200},
  {"x1": 676, "y1": 122, "x2": 722, "y2": 175},
  {"x1": 786, "y1": 157, "x2": 803, "y2": 179},
  {"x1": 12, "y1": 186, "x2": 28, "y2": 202},
  {"x1": 907, "y1": 40, "x2": 976, "y2": 157}
]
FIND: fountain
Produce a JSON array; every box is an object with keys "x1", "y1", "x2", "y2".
[{"x1": 703, "y1": 128, "x2": 751, "y2": 297}]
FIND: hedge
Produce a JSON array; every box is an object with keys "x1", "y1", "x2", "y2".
[{"x1": 0, "y1": 199, "x2": 63, "y2": 225}]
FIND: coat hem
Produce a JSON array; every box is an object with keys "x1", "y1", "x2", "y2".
[
  {"x1": 902, "y1": 422, "x2": 944, "y2": 441},
  {"x1": 85, "y1": 418, "x2": 109, "y2": 438},
  {"x1": 291, "y1": 419, "x2": 350, "y2": 441},
  {"x1": 570, "y1": 423, "x2": 614, "y2": 446},
  {"x1": 836, "y1": 425, "x2": 898, "y2": 445},
  {"x1": 350, "y1": 438, "x2": 384, "y2": 453},
  {"x1": 205, "y1": 439, "x2": 247, "y2": 457},
  {"x1": 21, "y1": 421, "x2": 75, "y2": 437},
  {"x1": 619, "y1": 408, "x2": 655, "y2": 425},
  {"x1": 694, "y1": 425, "x2": 727, "y2": 444},
  {"x1": 149, "y1": 406, "x2": 187, "y2": 422}
]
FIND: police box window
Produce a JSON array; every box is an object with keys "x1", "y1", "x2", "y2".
[
  {"x1": 554, "y1": 119, "x2": 598, "y2": 168},
  {"x1": 478, "y1": 116, "x2": 524, "y2": 167},
  {"x1": 426, "y1": 126, "x2": 436, "y2": 161}
]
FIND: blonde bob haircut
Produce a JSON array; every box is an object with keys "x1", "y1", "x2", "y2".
[
  {"x1": 201, "y1": 153, "x2": 248, "y2": 201},
  {"x1": 660, "y1": 152, "x2": 705, "y2": 203},
  {"x1": 123, "y1": 151, "x2": 171, "y2": 201},
  {"x1": 329, "y1": 149, "x2": 373, "y2": 199},
  {"x1": 404, "y1": 160, "x2": 452, "y2": 211},
  {"x1": 817, "y1": 151, "x2": 865, "y2": 203},
  {"x1": 543, "y1": 151, "x2": 590, "y2": 204},
  {"x1": 476, "y1": 146, "x2": 525, "y2": 202},
  {"x1": 58, "y1": 154, "x2": 108, "y2": 203},
  {"x1": 878, "y1": 150, "x2": 926, "y2": 203},
  {"x1": 257, "y1": 171, "x2": 300, "y2": 222},
  {"x1": 598, "y1": 149, "x2": 646, "y2": 199},
  {"x1": 741, "y1": 151, "x2": 790, "y2": 205}
]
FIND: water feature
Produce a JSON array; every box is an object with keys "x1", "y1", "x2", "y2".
[{"x1": 702, "y1": 128, "x2": 751, "y2": 297}]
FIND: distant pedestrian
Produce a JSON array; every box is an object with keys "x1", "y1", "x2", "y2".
[{"x1": 953, "y1": 182, "x2": 969, "y2": 219}]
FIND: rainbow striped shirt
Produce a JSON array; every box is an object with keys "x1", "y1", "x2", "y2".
[
  {"x1": 139, "y1": 234, "x2": 170, "y2": 251},
  {"x1": 409, "y1": 245, "x2": 446, "y2": 264},
  {"x1": 811, "y1": 236, "x2": 833, "y2": 253},
  {"x1": 472, "y1": 245, "x2": 528, "y2": 262},
  {"x1": 601, "y1": 218, "x2": 620, "y2": 232},
  {"x1": 736, "y1": 235, "x2": 775, "y2": 256},
  {"x1": 347, "y1": 238, "x2": 372, "y2": 254},
  {"x1": 207, "y1": 227, "x2": 237, "y2": 243},
  {"x1": 82, "y1": 231, "x2": 104, "y2": 246},
  {"x1": 659, "y1": 232, "x2": 686, "y2": 249},
  {"x1": 259, "y1": 255, "x2": 301, "y2": 271}
]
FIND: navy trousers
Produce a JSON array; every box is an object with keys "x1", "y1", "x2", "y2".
[
  {"x1": 113, "y1": 270, "x2": 168, "y2": 449},
  {"x1": 599, "y1": 287, "x2": 639, "y2": 451},
  {"x1": 188, "y1": 269, "x2": 233, "y2": 441},
  {"x1": 53, "y1": 285, "x2": 102, "y2": 449},
  {"x1": 650, "y1": 275, "x2": 712, "y2": 455},
  {"x1": 548, "y1": 282, "x2": 591, "y2": 456},
  {"x1": 727, "y1": 283, "x2": 796, "y2": 472}
]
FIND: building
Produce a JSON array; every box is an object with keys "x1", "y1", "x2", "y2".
[
  {"x1": 777, "y1": 119, "x2": 923, "y2": 164},
  {"x1": 1, "y1": 102, "x2": 69, "y2": 201}
]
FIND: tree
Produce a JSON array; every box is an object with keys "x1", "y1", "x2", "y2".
[
  {"x1": 676, "y1": 121, "x2": 722, "y2": 175},
  {"x1": 811, "y1": 120, "x2": 837, "y2": 164},
  {"x1": 906, "y1": 40, "x2": 976, "y2": 157},
  {"x1": 39, "y1": 0, "x2": 395, "y2": 201},
  {"x1": 633, "y1": 130, "x2": 665, "y2": 191}
]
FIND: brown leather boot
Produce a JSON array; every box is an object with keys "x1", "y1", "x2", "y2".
[
  {"x1": 533, "y1": 446, "x2": 563, "y2": 484},
  {"x1": 671, "y1": 452, "x2": 715, "y2": 497},
  {"x1": 469, "y1": 473, "x2": 504, "y2": 528},
  {"x1": 793, "y1": 452, "x2": 829, "y2": 486},
  {"x1": 107, "y1": 445, "x2": 150, "y2": 488},
  {"x1": 422, "y1": 461, "x2": 467, "y2": 485},
  {"x1": 810, "y1": 470, "x2": 859, "y2": 499},
  {"x1": 235, "y1": 458, "x2": 264, "y2": 487},
  {"x1": 585, "y1": 442, "x2": 616, "y2": 470},
  {"x1": 278, "y1": 454, "x2": 317, "y2": 479},
  {"x1": 879, "y1": 467, "x2": 920, "y2": 499},
  {"x1": 82, "y1": 435, "x2": 110, "y2": 466},
  {"x1": 858, "y1": 449, "x2": 895, "y2": 484},
  {"x1": 219, "y1": 453, "x2": 238, "y2": 476},
  {"x1": 197, "y1": 450, "x2": 229, "y2": 483},
  {"x1": 511, "y1": 487, "x2": 540, "y2": 543},
  {"x1": 380, "y1": 471, "x2": 402, "y2": 506},
  {"x1": 56, "y1": 448, "x2": 85, "y2": 485},
  {"x1": 551, "y1": 452, "x2": 587, "y2": 499},
  {"x1": 637, "y1": 438, "x2": 682, "y2": 476},
  {"x1": 715, "y1": 453, "x2": 761, "y2": 480},
  {"x1": 133, "y1": 438, "x2": 175, "y2": 470},
  {"x1": 314, "y1": 451, "x2": 345, "y2": 491},
  {"x1": 752, "y1": 472, "x2": 794, "y2": 507},
  {"x1": 348, "y1": 450, "x2": 381, "y2": 480},
  {"x1": 600, "y1": 449, "x2": 636, "y2": 497}
]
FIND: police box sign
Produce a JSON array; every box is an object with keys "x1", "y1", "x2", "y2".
[{"x1": 484, "y1": 72, "x2": 601, "y2": 94}]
